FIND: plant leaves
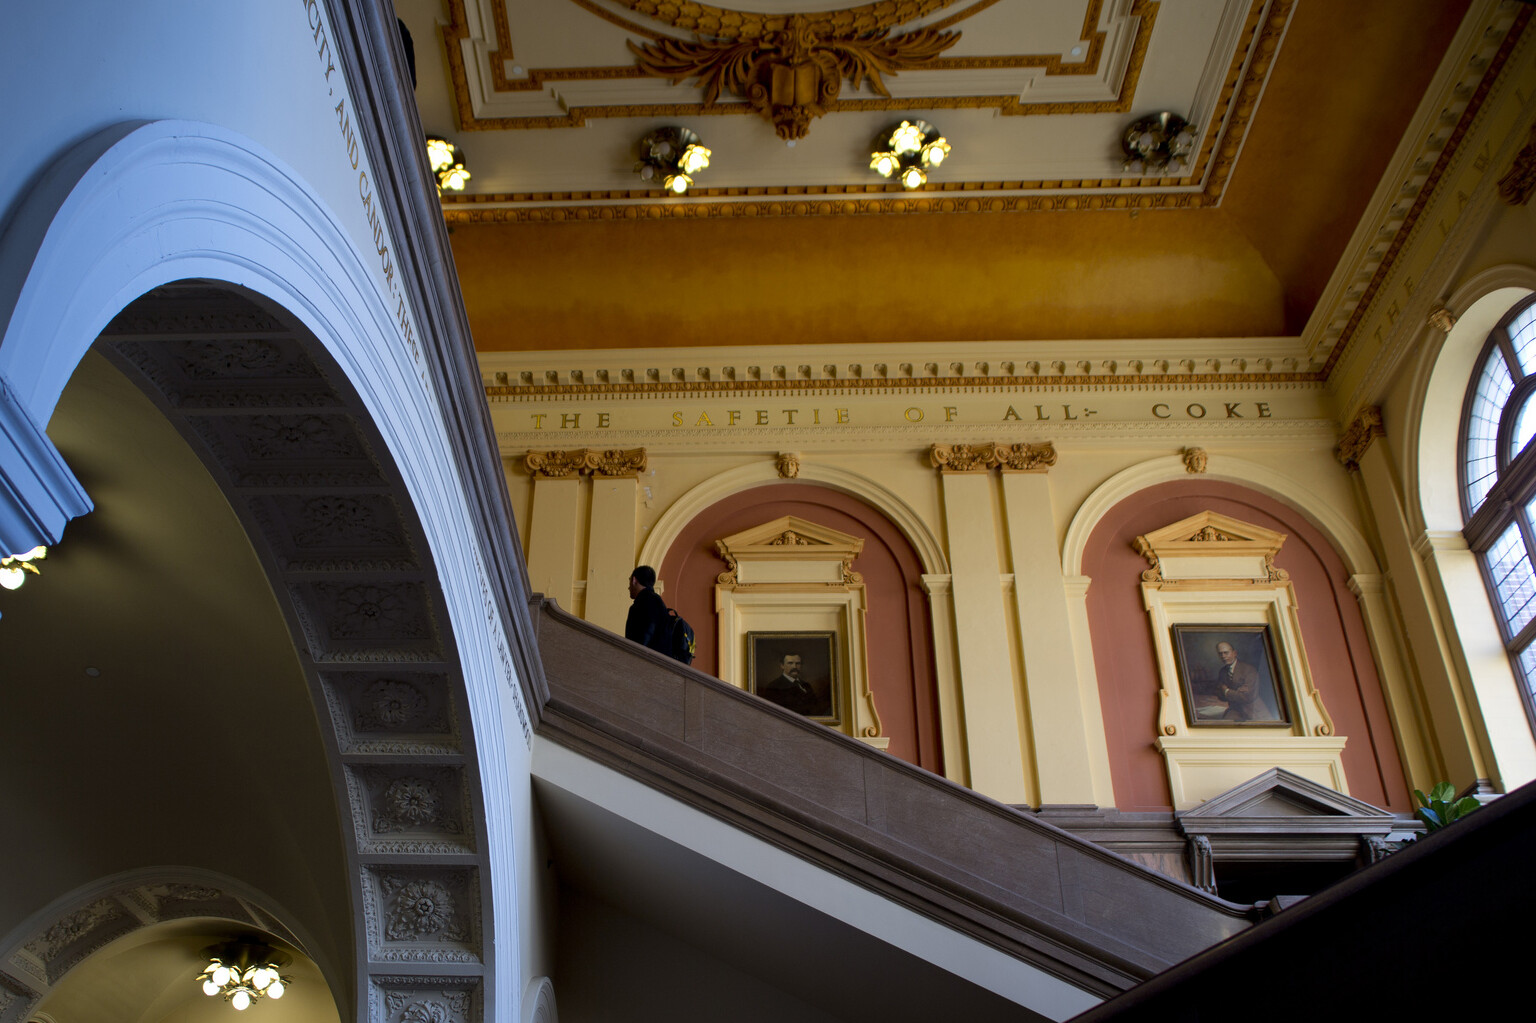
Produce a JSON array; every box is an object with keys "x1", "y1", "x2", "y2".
[{"x1": 1430, "y1": 782, "x2": 1456, "y2": 803}]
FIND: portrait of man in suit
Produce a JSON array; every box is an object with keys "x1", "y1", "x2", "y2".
[
  {"x1": 1173, "y1": 626, "x2": 1289, "y2": 727},
  {"x1": 749, "y1": 633, "x2": 836, "y2": 721}
]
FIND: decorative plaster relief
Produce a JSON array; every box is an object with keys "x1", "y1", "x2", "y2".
[
  {"x1": 1335, "y1": 406, "x2": 1385, "y2": 472},
  {"x1": 1182, "y1": 447, "x2": 1208, "y2": 473},
  {"x1": 347, "y1": 765, "x2": 473, "y2": 855},
  {"x1": 775, "y1": 452, "x2": 801, "y2": 478},
  {"x1": 363, "y1": 869, "x2": 480, "y2": 962},
  {"x1": 289, "y1": 581, "x2": 441, "y2": 662},
  {"x1": 523, "y1": 447, "x2": 647, "y2": 478},
  {"x1": 369, "y1": 977, "x2": 479, "y2": 1023},
  {"x1": 322, "y1": 671, "x2": 460, "y2": 754},
  {"x1": 1498, "y1": 120, "x2": 1536, "y2": 206},
  {"x1": 929, "y1": 441, "x2": 1056, "y2": 473}
]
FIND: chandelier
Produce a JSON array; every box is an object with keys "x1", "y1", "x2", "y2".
[
  {"x1": 0, "y1": 546, "x2": 45, "y2": 591},
  {"x1": 634, "y1": 126, "x2": 712, "y2": 195},
  {"x1": 197, "y1": 942, "x2": 290, "y2": 1011},
  {"x1": 870, "y1": 120, "x2": 950, "y2": 190},
  {"x1": 426, "y1": 136, "x2": 470, "y2": 194},
  {"x1": 1120, "y1": 112, "x2": 1198, "y2": 175}
]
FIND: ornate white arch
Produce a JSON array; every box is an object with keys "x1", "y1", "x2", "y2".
[
  {"x1": 0, "y1": 867, "x2": 337, "y2": 1021},
  {"x1": 1062, "y1": 454, "x2": 1380, "y2": 578},
  {"x1": 1400, "y1": 263, "x2": 1536, "y2": 536},
  {"x1": 637, "y1": 460, "x2": 949, "y2": 575},
  {"x1": 0, "y1": 121, "x2": 521, "y2": 1021}
]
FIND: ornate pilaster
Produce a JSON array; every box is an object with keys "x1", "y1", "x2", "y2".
[{"x1": 1336, "y1": 407, "x2": 1385, "y2": 472}]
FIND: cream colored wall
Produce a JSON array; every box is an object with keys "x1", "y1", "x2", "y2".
[{"x1": 495, "y1": 386, "x2": 1391, "y2": 809}]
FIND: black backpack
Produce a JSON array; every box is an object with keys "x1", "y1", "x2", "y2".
[{"x1": 665, "y1": 608, "x2": 696, "y2": 664}]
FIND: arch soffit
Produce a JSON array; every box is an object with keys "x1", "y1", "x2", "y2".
[
  {"x1": 1402, "y1": 264, "x2": 1536, "y2": 535},
  {"x1": 638, "y1": 462, "x2": 949, "y2": 576},
  {"x1": 0, "y1": 867, "x2": 338, "y2": 1020},
  {"x1": 0, "y1": 122, "x2": 520, "y2": 1021},
  {"x1": 1062, "y1": 455, "x2": 1379, "y2": 579}
]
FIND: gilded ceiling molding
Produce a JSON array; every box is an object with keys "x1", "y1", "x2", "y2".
[
  {"x1": 1182, "y1": 447, "x2": 1208, "y2": 473},
  {"x1": 928, "y1": 441, "x2": 1055, "y2": 473},
  {"x1": 629, "y1": 19, "x2": 960, "y2": 139},
  {"x1": 1335, "y1": 407, "x2": 1385, "y2": 472},
  {"x1": 610, "y1": 0, "x2": 961, "y2": 40},
  {"x1": 522, "y1": 448, "x2": 648, "y2": 478},
  {"x1": 1497, "y1": 120, "x2": 1536, "y2": 206}
]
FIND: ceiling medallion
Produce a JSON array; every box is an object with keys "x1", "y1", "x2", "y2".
[{"x1": 629, "y1": 16, "x2": 959, "y2": 140}]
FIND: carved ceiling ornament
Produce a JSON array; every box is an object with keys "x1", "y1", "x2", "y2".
[
  {"x1": 1497, "y1": 120, "x2": 1536, "y2": 206},
  {"x1": 629, "y1": 17, "x2": 960, "y2": 140},
  {"x1": 1335, "y1": 406, "x2": 1385, "y2": 472},
  {"x1": 1134, "y1": 510, "x2": 1289, "y2": 587},
  {"x1": 776, "y1": 451, "x2": 801, "y2": 478}
]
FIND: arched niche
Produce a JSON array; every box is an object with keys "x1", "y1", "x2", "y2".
[
  {"x1": 1080, "y1": 479, "x2": 1409, "y2": 814},
  {"x1": 659, "y1": 482, "x2": 943, "y2": 773}
]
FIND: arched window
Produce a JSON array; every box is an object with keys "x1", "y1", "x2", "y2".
[{"x1": 1461, "y1": 295, "x2": 1536, "y2": 732}]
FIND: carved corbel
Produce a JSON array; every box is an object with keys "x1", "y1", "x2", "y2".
[
  {"x1": 1335, "y1": 407, "x2": 1385, "y2": 472},
  {"x1": 928, "y1": 442, "x2": 997, "y2": 473},
  {"x1": 1186, "y1": 835, "x2": 1217, "y2": 893},
  {"x1": 524, "y1": 449, "x2": 587, "y2": 478},
  {"x1": 995, "y1": 441, "x2": 1057, "y2": 472},
  {"x1": 585, "y1": 447, "x2": 648, "y2": 478}
]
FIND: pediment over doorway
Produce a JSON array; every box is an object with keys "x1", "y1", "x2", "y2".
[{"x1": 715, "y1": 516, "x2": 863, "y2": 587}]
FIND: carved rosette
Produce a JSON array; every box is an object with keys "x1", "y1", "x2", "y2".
[
  {"x1": 524, "y1": 447, "x2": 647, "y2": 478},
  {"x1": 929, "y1": 441, "x2": 1056, "y2": 473},
  {"x1": 1336, "y1": 406, "x2": 1386, "y2": 472},
  {"x1": 629, "y1": 17, "x2": 959, "y2": 140}
]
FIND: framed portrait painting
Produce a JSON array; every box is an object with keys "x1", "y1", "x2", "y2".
[
  {"x1": 1171, "y1": 624, "x2": 1290, "y2": 727},
  {"x1": 748, "y1": 631, "x2": 839, "y2": 723}
]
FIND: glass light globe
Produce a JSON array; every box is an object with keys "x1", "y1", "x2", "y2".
[
  {"x1": 891, "y1": 121, "x2": 924, "y2": 155},
  {"x1": 664, "y1": 173, "x2": 691, "y2": 195},
  {"x1": 679, "y1": 144, "x2": 711, "y2": 174},
  {"x1": 901, "y1": 166, "x2": 926, "y2": 189},
  {"x1": 231, "y1": 989, "x2": 251, "y2": 1011},
  {"x1": 426, "y1": 139, "x2": 454, "y2": 173},
  {"x1": 202, "y1": 980, "x2": 220, "y2": 997},
  {"x1": 441, "y1": 166, "x2": 470, "y2": 191},
  {"x1": 869, "y1": 152, "x2": 898, "y2": 177},
  {"x1": 268, "y1": 980, "x2": 286, "y2": 1000},
  {"x1": 211, "y1": 965, "x2": 232, "y2": 987},
  {"x1": 252, "y1": 968, "x2": 272, "y2": 990},
  {"x1": 921, "y1": 139, "x2": 949, "y2": 167},
  {"x1": 0, "y1": 566, "x2": 23, "y2": 590}
]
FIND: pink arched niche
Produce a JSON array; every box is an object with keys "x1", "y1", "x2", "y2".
[
  {"x1": 658, "y1": 482, "x2": 942, "y2": 773},
  {"x1": 1083, "y1": 480, "x2": 1410, "y2": 813}
]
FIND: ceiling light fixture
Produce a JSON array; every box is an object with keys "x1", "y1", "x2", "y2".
[
  {"x1": 870, "y1": 120, "x2": 949, "y2": 190},
  {"x1": 197, "y1": 942, "x2": 291, "y2": 1012},
  {"x1": 426, "y1": 135, "x2": 470, "y2": 194},
  {"x1": 1120, "y1": 112, "x2": 1198, "y2": 176},
  {"x1": 0, "y1": 546, "x2": 46, "y2": 591},
  {"x1": 635, "y1": 126, "x2": 711, "y2": 195}
]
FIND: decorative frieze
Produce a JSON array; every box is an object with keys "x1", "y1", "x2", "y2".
[
  {"x1": 1336, "y1": 407, "x2": 1386, "y2": 472},
  {"x1": 523, "y1": 447, "x2": 647, "y2": 478},
  {"x1": 929, "y1": 441, "x2": 1056, "y2": 474}
]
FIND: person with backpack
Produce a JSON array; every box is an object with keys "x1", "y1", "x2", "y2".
[{"x1": 625, "y1": 566, "x2": 695, "y2": 664}]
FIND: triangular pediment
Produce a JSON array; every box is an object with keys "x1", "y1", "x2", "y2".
[
  {"x1": 1179, "y1": 768, "x2": 1394, "y2": 838},
  {"x1": 1139, "y1": 511, "x2": 1286, "y2": 554},
  {"x1": 1135, "y1": 511, "x2": 1289, "y2": 583},
  {"x1": 717, "y1": 516, "x2": 862, "y2": 553}
]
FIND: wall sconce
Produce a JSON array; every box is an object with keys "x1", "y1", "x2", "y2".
[
  {"x1": 1120, "y1": 112, "x2": 1198, "y2": 175},
  {"x1": 870, "y1": 120, "x2": 950, "y2": 190},
  {"x1": 426, "y1": 135, "x2": 470, "y2": 194},
  {"x1": 197, "y1": 941, "x2": 290, "y2": 1011},
  {"x1": 0, "y1": 546, "x2": 45, "y2": 591},
  {"x1": 635, "y1": 127, "x2": 711, "y2": 195}
]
